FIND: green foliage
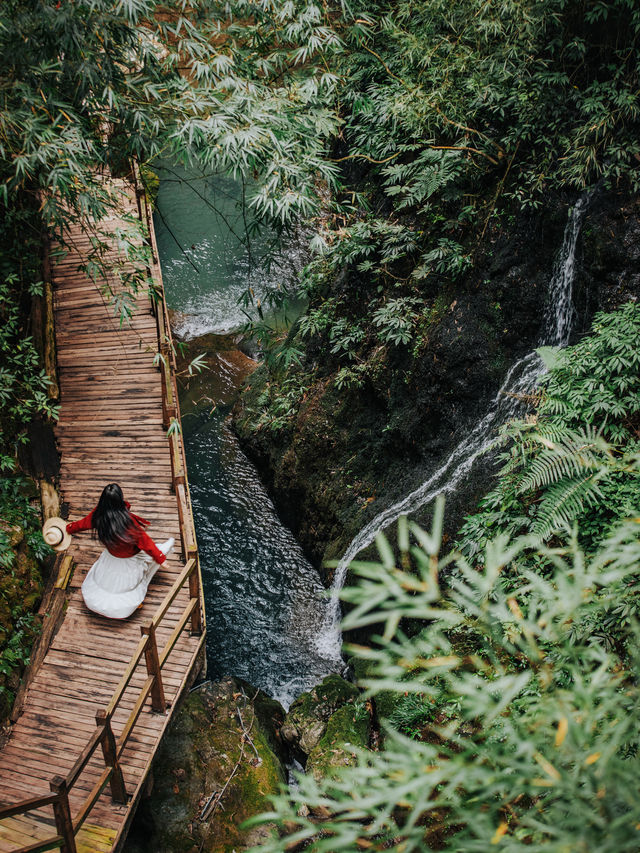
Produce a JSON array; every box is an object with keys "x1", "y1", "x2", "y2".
[
  {"x1": 0, "y1": 478, "x2": 51, "y2": 568},
  {"x1": 0, "y1": 204, "x2": 59, "y2": 463},
  {"x1": 243, "y1": 370, "x2": 311, "y2": 435},
  {"x1": 0, "y1": 477, "x2": 46, "y2": 717},
  {"x1": 0, "y1": 610, "x2": 40, "y2": 693},
  {"x1": 413, "y1": 237, "x2": 472, "y2": 281},
  {"x1": 227, "y1": 0, "x2": 640, "y2": 419},
  {"x1": 372, "y1": 297, "x2": 421, "y2": 346},
  {"x1": 5, "y1": 0, "x2": 640, "y2": 347},
  {"x1": 334, "y1": 364, "x2": 368, "y2": 392},
  {"x1": 459, "y1": 303, "x2": 640, "y2": 555},
  {"x1": 0, "y1": 276, "x2": 57, "y2": 439},
  {"x1": 248, "y1": 503, "x2": 640, "y2": 851},
  {"x1": 538, "y1": 302, "x2": 640, "y2": 442},
  {"x1": 387, "y1": 693, "x2": 437, "y2": 740}
]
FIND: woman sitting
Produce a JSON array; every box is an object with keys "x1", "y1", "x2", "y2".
[{"x1": 65, "y1": 483, "x2": 174, "y2": 619}]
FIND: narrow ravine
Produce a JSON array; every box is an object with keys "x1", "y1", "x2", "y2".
[
  {"x1": 153, "y1": 165, "x2": 341, "y2": 708},
  {"x1": 154, "y1": 165, "x2": 588, "y2": 699},
  {"x1": 317, "y1": 195, "x2": 589, "y2": 660}
]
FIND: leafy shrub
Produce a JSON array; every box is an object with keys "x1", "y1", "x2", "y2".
[
  {"x1": 0, "y1": 479, "x2": 51, "y2": 569},
  {"x1": 538, "y1": 302, "x2": 640, "y2": 443},
  {"x1": 458, "y1": 302, "x2": 640, "y2": 556},
  {"x1": 248, "y1": 502, "x2": 640, "y2": 851},
  {"x1": 0, "y1": 208, "x2": 60, "y2": 466},
  {"x1": 372, "y1": 298, "x2": 422, "y2": 346}
]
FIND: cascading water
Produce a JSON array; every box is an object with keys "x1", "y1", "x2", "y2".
[
  {"x1": 317, "y1": 196, "x2": 589, "y2": 660},
  {"x1": 154, "y1": 161, "x2": 307, "y2": 340}
]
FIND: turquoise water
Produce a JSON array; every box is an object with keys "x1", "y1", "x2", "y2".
[
  {"x1": 153, "y1": 162, "x2": 304, "y2": 339},
  {"x1": 154, "y1": 170, "x2": 340, "y2": 707}
]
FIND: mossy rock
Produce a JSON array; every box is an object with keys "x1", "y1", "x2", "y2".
[
  {"x1": 305, "y1": 704, "x2": 370, "y2": 782},
  {"x1": 281, "y1": 674, "x2": 360, "y2": 757},
  {"x1": 0, "y1": 539, "x2": 43, "y2": 606},
  {"x1": 348, "y1": 653, "x2": 378, "y2": 685},
  {"x1": 125, "y1": 678, "x2": 285, "y2": 853},
  {"x1": 139, "y1": 165, "x2": 160, "y2": 205},
  {"x1": 0, "y1": 521, "x2": 23, "y2": 549},
  {"x1": 0, "y1": 598, "x2": 11, "y2": 641},
  {"x1": 235, "y1": 677, "x2": 287, "y2": 763},
  {"x1": 0, "y1": 534, "x2": 44, "y2": 727},
  {"x1": 372, "y1": 689, "x2": 405, "y2": 725}
]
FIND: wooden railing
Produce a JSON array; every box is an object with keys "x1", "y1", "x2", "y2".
[
  {"x1": 0, "y1": 558, "x2": 202, "y2": 853},
  {"x1": 131, "y1": 166, "x2": 200, "y2": 572},
  {"x1": 0, "y1": 172, "x2": 205, "y2": 853}
]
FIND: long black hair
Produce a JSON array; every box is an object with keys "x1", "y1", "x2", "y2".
[{"x1": 93, "y1": 483, "x2": 135, "y2": 548}]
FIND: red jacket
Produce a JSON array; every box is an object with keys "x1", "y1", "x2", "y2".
[{"x1": 66, "y1": 503, "x2": 167, "y2": 564}]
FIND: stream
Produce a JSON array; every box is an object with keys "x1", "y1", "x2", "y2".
[
  {"x1": 154, "y1": 163, "x2": 589, "y2": 700},
  {"x1": 153, "y1": 164, "x2": 341, "y2": 709}
]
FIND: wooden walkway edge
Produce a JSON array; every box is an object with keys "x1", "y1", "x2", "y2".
[{"x1": 0, "y1": 171, "x2": 206, "y2": 853}]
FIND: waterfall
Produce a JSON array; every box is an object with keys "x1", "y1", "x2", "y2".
[{"x1": 316, "y1": 196, "x2": 589, "y2": 660}]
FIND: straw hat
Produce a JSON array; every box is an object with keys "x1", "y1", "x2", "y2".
[{"x1": 42, "y1": 517, "x2": 72, "y2": 552}]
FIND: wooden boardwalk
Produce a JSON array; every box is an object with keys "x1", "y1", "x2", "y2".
[{"x1": 0, "y1": 178, "x2": 205, "y2": 852}]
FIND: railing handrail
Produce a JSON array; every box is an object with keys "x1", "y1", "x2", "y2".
[
  {"x1": 151, "y1": 557, "x2": 196, "y2": 629},
  {"x1": 0, "y1": 168, "x2": 205, "y2": 853},
  {"x1": 0, "y1": 794, "x2": 58, "y2": 821},
  {"x1": 104, "y1": 633, "x2": 150, "y2": 718},
  {"x1": 64, "y1": 727, "x2": 105, "y2": 790},
  {"x1": 0, "y1": 552, "x2": 202, "y2": 852}
]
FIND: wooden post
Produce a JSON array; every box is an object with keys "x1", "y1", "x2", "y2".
[
  {"x1": 169, "y1": 433, "x2": 185, "y2": 493},
  {"x1": 188, "y1": 557, "x2": 203, "y2": 636},
  {"x1": 96, "y1": 710, "x2": 127, "y2": 804},
  {"x1": 141, "y1": 623, "x2": 166, "y2": 713},
  {"x1": 161, "y1": 388, "x2": 169, "y2": 431},
  {"x1": 176, "y1": 483, "x2": 187, "y2": 560},
  {"x1": 50, "y1": 776, "x2": 77, "y2": 853},
  {"x1": 161, "y1": 358, "x2": 175, "y2": 431},
  {"x1": 160, "y1": 349, "x2": 169, "y2": 430}
]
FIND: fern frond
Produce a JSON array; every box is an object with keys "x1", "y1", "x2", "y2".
[
  {"x1": 518, "y1": 444, "x2": 601, "y2": 495},
  {"x1": 515, "y1": 425, "x2": 602, "y2": 493},
  {"x1": 532, "y1": 474, "x2": 605, "y2": 538}
]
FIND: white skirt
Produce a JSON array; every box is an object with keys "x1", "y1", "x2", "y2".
[{"x1": 81, "y1": 538, "x2": 174, "y2": 619}]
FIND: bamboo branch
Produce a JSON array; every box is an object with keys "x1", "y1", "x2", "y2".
[
  {"x1": 359, "y1": 41, "x2": 505, "y2": 158},
  {"x1": 330, "y1": 151, "x2": 400, "y2": 164}
]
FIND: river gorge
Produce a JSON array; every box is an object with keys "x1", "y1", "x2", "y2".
[{"x1": 124, "y1": 153, "x2": 640, "y2": 853}]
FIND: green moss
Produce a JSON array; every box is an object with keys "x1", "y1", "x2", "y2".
[
  {"x1": 373, "y1": 689, "x2": 405, "y2": 723},
  {"x1": 0, "y1": 520, "x2": 44, "y2": 725},
  {"x1": 127, "y1": 678, "x2": 285, "y2": 853},
  {"x1": 140, "y1": 165, "x2": 160, "y2": 205},
  {"x1": 306, "y1": 703, "x2": 370, "y2": 782},
  {"x1": 281, "y1": 674, "x2": 360, "y2": 755}
]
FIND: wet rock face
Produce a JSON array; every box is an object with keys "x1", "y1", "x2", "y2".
[
  {"x1": 233, "y1": 191, "x2": 640, "y2": 572},
  {"x1": 281, "y1": 674, "x2": 361, "y2": 763},
  {"x1": 575, "y1": 193, "x2": 640, "y2": 324},
  {"x1": 232, "y1": 205, "x2": 561, "y2": 570},
  {"x1": 125, "y1": 678, "x2": 286, "y2": 853}
]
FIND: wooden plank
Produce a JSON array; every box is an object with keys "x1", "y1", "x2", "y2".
[{"x1": 0, "y1": 176, "x2": 204, "y2": 853}]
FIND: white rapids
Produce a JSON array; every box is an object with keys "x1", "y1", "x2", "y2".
[{"x1": 316, "y1": 195, "x2": 589, "y2": 660}]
